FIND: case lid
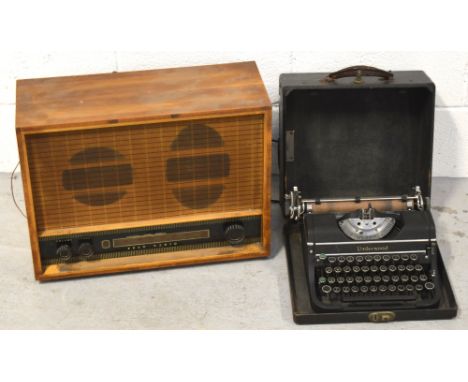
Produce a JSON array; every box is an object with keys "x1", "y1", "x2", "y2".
[{"x1": 280, "y1": 69, "x2": 435, "y2": 200}]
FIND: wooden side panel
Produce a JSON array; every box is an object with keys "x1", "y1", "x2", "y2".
[
  {"x1": 16, "y1": 131, "x2": 43, "y2": 279},
  {"x1": 262, "y1": 109, "x2": 272, "y2": 254}
]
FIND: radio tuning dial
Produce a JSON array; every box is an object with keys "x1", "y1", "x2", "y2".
[
  {"x1": 224, "y1": 224, "x2": 246, "y2": 245},
  {"x1": 78, "y1": 242, "x2": 94, "y2": 258},
  {"x1": 56, "y1": 244, "x2": 72, "y2": 261}
]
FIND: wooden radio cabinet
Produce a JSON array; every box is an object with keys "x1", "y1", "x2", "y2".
[{"x1": 16, "y1": 61, "x2": 271, "y2": 280}]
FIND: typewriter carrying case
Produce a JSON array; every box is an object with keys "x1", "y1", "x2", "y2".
[{"x1": 279, "y1": 66, "x2": 458, "y2": 324}]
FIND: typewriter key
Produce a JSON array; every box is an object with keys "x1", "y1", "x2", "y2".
[
  {"x1": 401, "y1": 274, "x2": 409, "y2": 283},
  {"x1": 369, "y1": 285, "x2": 378, "y2": 293},
  {"x1": 334, "y1": 267, "x2": 342, "y2": 274},
  {"x1": 379, "y1": 285, "x2": 387, "y2": 293},
  {"x1": 388, "y1": 284, "x2": 397, "y2": 292},
  {"x1": 406, "y1": 284, "x2": 414, "y2": 292},
  {"x1": 361, "y1": 266, "x2": 370, "y2": 273},
  {"x1": 342, "y1": 286, "x2": 351, "y2": 294},
  {"x1": 389, "y1": 265, "x2": 397, "y2": 273},
  {"x1": 425, "y1": 282, "x2": 435, "y2": 290},
  {"x1": 352, "y1": 266, "x2": 360, "y2": 273},
  {"x1": 401, "y1": 254, "x2": 410, "y2": 262},
  {"x1": 343, "y1": 266, "x2": 352, "y2": 274},
  {"x1": 346, "y1": 276, "x2": 354, "y2": 284},
  {"x1": 379, "y1": 265, "x2": 388, "y2": 273},
  {"x1": 355, "y1": 276, "x2": 363, "y2": 284},
  {"x1": 411, "y1": 275, "x2": 419, "y2": 283},
  {"x1": 337, "y1": 276, "x2": 345, "y2": 284},
  {"x1": 351, "y1": 286, "x2": 359, "y2": 293},
  {"x1": 398, "y1": 265, "x2": 406, "y2": 272},
  {"x1": 364, "y1": 276, "x2": 372, "y2": 284},
  {"x1": 383, "y1": 255, "x2": 391, "y2": 262},
  {"x1": 374, "y1": 255, "x2": 382, "y2": 263},
  {"x1": 318, "y1": 277, "x2": 327, "y2": 284},
  {"x1": 346, "y1": 256, "x2": 354, "y2": 264},
  {"x1": 356, "y1": 256, "x2": 364, "y2": 263},
  {"x1": 327, "y1": 277, "x2": 336, "y2": 285},
  {"x1": 397, "y1": 285, "x2": 406, "y2": 292},
  {"x1": 392, "y1": 275, "x2": 400, "y2": 283},
  {"x1": 415, "y1": 284, "x2": 423, "y2": 292},
  {"x1": 410, "y1": 254, "x2": 419, "y2": 262},
  {"x1": 328, "y1": 256, "x2": 337, "y2": 264},
  {"x1": 415, "y1": 264, "x2": 423, "y2": 272},
  {"x1": 370, "y1": 265, "x2": 378, "y2": 273},
  {"x1": 392, "y1": 254, "x2": 401, "y2": 262},
  {"x1": 325, "y1": 267, "x2": 333, "y2": 274},
  {"x1": 338, "y1": 256, "x2": 346, "y2": 264},
  {"x1": 360, "y1": 286, "x2": 369, "y2": 293},
  {"x1": 420, "y1": 274, "x2": 428, "y2": 282},
  {"x1": 382, "y1": 275, "x2": 390, "y2": 283},
  {"x1": 406, "y1": 265, "x2": 415, "y2": 272},
  {"x1": 365, "y1": 255, "x2": 373, "y2": 263},
  {"x1": 373, "y1": 275, "x2": 382, "y2": 283},
  {"x1": 333, "y1": 286, "x2": 341, "y2": 294},
  {"x1": 322, "y1": 285, "x2": 332, "y2": 294}
]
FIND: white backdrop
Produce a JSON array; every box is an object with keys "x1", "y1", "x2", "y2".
[
  {"x1": 1, "y1": 51, "x2": 467, "y2": 176},
  {"x1": 1, "y1": 1, "x2": 468, "y2": 380}
]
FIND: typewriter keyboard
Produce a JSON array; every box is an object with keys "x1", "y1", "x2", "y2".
[{"x1": 314, "y1": 253, "x2": 438, "y2": 308}]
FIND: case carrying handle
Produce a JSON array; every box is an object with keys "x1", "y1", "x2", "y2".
[{"x1": 324, "y1": 65, "x2": 393, "y2": 84}]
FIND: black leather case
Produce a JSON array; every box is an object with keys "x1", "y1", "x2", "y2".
[{"x1": 279, "y1": 67, "x2": 458, "y2": 324}]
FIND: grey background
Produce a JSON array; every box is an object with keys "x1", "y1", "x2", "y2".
[{"x1": 1, "y1": 174, "x2": 466, "y2": 329}]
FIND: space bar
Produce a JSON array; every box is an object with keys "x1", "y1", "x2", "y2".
[{"x1": 342, "y1": 293, "x2": 416, "y2": 303}]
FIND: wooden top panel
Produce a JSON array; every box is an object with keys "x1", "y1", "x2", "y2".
[{"x1": 16, "y1": 61, "x2": 271, "y2": 130}]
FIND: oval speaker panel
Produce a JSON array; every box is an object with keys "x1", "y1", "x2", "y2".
[
  {"x1": 167, "y1": 124, "x2": 229, "y2": 209},
  {"x1": 63, "y1": 146, "x2": 133, "y2": 206}
]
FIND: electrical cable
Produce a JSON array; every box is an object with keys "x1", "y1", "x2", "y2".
[{"x1": 10, "y1": 161, "x2": 27, "y2": 218}]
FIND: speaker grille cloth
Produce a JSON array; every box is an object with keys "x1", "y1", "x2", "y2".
[{"x1": 26, "y1": 115, "x2": 264, "y2": 232}]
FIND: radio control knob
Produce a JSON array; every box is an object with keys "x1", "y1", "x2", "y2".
[
  {"x1": 224, "y1": 224, "x2": 245, "y2": 245},
  {"x1": 56, "y1": 244, "x2": 72, "y2": 261},
  {"x1": 78, "y1": 242, "x2": 94, "y2": 258}
]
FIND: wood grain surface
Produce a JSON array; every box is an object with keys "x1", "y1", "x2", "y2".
[
  {"x1": 16, "y1": 61, "x2": 272, "y2": 280},
  {"x1": 16, "y1": 61, "x2": 271, "y2": 131}
]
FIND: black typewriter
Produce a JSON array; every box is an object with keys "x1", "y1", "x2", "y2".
[
  {"x1": 280, "y1": 66, "x2": 457, "y2": 322},
  {"x1": 296, "y1": 190, "x2": 441, "y2": 311}
]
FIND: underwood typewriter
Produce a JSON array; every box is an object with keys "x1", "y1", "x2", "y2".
[
  {"x1": 288, "y1": 186, "x2": 440, "y2": 311},
  {"x1": 280, "y1": 66, "x2": 457, "y2": 322}
]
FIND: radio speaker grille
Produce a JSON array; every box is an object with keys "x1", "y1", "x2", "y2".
[{"x1": 26, "y1": 115, "x2": 264, "y2": 233}]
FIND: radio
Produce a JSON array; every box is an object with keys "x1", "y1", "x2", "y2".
[{"x1": 16, "y1": 61, "x2": 272, "y2": 280}]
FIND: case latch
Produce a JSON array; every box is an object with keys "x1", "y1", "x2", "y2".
[
  {"x1": 368, "y1": 311, "x2": 396, "y2": 322},
  {"x1": 285, "y1": 130, "x2": 294, "y2": 162}
]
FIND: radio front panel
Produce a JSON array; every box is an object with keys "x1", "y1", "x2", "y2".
[{"x1": 39, "y1": 216, "x2": 262, "y2": 266}]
